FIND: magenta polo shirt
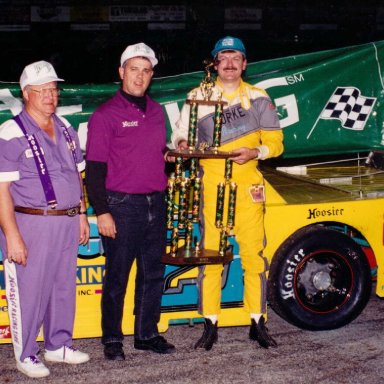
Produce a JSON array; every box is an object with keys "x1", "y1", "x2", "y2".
[
  {"x1": 86, "y1": 91, "x2": 168, "y2": 194},
  {"x1": 0, "y1": 109, "x2": 84, "y2": 209}
]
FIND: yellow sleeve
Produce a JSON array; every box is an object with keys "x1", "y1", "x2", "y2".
[{"x1": 258, "y1": 129, "x2": 284, "y2": 160}]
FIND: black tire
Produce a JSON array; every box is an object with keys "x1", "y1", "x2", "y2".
[{"x1": 267, "y1": 225, "x2": 372, "y2": 330}]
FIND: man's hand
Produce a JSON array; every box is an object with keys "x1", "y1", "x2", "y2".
[
  {"x1": 0, "y1": 181, "x2": 27, "y2": 266},
  {"x1": 97, "y1": 213, "x2": 117, "y2": 239},
  {"x1": 79, "y1": 215, "x2": 90, "y2": 245},
  {"x1": 167, "y1": 140, "x2": 188, "y2": 162},
  {"x1": 7, "y1": 234, "x2": 28, "y2": 266},
  {"x1": 229, "y1": 147, "x2": 259, "y2": 164}
]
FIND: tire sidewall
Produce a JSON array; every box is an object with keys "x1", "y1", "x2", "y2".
[{"x1": 268, "y1": 226, "x2": 372, "y2": 330}]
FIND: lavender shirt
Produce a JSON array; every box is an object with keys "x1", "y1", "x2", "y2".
[{"x1": 0, "y1": 109, "x2": 84, "y2": 209}]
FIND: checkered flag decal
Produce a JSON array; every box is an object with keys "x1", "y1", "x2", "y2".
[{"x1": 320, "y1": 87, "x2": 376, "y2": 130}]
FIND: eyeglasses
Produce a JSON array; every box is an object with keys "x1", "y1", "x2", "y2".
[{"x1": 29, "y1": 88, "x2": 60, "y2": 97}]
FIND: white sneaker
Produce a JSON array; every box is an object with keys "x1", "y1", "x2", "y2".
[
  {"x1": 45, "y1": 345, "x2": 90, "y2": 364},
  {"x1": 16, "y1": 355, "x2": 50, "y2": 378}
]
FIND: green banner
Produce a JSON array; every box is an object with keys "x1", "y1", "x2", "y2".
[{"x1": 1, "y1": 40, "x2": 384, "y2": 158}]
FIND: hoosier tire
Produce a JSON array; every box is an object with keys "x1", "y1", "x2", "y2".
[{"x1": 267, "y1": 225, "x2": 372, "y2": 330}]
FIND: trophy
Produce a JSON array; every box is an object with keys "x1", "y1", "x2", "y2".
[{"x1": 162, "y1": 60, "x2": 237, "y2": 266}]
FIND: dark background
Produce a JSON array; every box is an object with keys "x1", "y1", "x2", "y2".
[{"x1": 0, "y1": 0, "x2": 383, "y2": 83}]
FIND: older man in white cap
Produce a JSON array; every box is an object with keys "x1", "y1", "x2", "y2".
[
  {"x1": 0, "y1": 60, "x2": 90, "y2": 378},
  {"x1": 86, "y1": 43, "x2": 175, "y2": 360}
]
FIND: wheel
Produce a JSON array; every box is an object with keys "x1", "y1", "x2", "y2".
[{"x1": 267, "y1": 225, "x2": 372, "y2": 330}]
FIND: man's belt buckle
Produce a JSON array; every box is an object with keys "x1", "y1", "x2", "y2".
[{"x1": 66, "y1": 207, "x2": 79, "y2": 217}]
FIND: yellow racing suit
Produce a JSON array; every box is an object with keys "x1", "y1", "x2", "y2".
[{"x1": 171, "y1": 79, "x2": 284, "y2": 316}]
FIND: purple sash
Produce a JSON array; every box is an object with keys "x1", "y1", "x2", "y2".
[{"x1": 53, "y1": 115, "x2": 79, "y2": 167}]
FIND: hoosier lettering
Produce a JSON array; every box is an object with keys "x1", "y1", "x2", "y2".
[
  {"x1": 307, "y1": 207, "x2": 344, "y2": 220},
  {"x1": 281, "y1": 248, "x2": 305, "y2": 300}
]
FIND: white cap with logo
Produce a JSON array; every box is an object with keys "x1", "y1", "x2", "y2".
[
  {"x1": 20, "y1": 60, "x2": 64, "y2": 90},
  {"x1": 120, "y1": 43, "x2": 158, "y2": 67}
]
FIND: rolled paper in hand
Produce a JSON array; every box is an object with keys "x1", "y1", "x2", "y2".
[
  {"x1": 178, "y1": 180, "x2": 188, "y2": 229},
  {"x1": 188, "y1": 101, "x2": 198, "y2": 149},
  {"x1": 227, "y1": 182, "x2": 237, "y2": 228},
  {"x1": 219, "y1": 229, "x2": 228, "y2": 256},
  {"x1": 170, "y1": 227, "x2": 179, "y2": 256},
  {"x1": 166, "y1": 179, "x2": 175, "y2": 229},
  {"x1": 224, "y1": 159, "x2": 233, "y2": 181},
  {"x1": 192, "y1": 177, "x2": 201, "y2": 222},
  {"x1": 213, "y1": 102, "x2": 223, "y2": 149},
  {"x1": 215, "y1": 182, "x2": 225, "y2": 228}
]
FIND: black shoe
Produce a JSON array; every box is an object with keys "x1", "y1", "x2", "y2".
[
  {"x1": 134, "y1": 336, "x2": 176, "y2": 354},
  {"x1": 194, "y1": 318, "x2": 218, "y2": 351},
  {"x1": 104, "y1": 342, "x2": 125, "y2": 360},
  {"x1": 249, "y1": 316, "x2": 278, "y2": 349}
]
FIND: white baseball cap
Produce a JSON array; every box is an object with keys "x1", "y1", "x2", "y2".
[
  {"x1": 20, "y1": 60, "x2": 64, "y2": 90},
  {"x1": 120, "y1": 43, "x2": 158, "y2": 67}
]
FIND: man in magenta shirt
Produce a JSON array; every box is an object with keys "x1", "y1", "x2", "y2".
[{"x1": 86, "y1": 43, "x2": 174, "y2": 360}]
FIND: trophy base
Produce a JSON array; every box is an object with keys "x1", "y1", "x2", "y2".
[
  {"x1": 169, "y1": 149, "x2": 236, "y2": 159},
  {"x1": 162, "y1": 246, "x2": 233, "y2": 265}
]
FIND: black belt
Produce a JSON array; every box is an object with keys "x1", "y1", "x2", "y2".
[{"x1": 15, "y1": 206, "x2": 81, "y2": 217}]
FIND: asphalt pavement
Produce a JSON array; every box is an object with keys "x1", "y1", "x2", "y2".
[{"x1": 1, "y1": 286, "x2": 384, "y2": 384}]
